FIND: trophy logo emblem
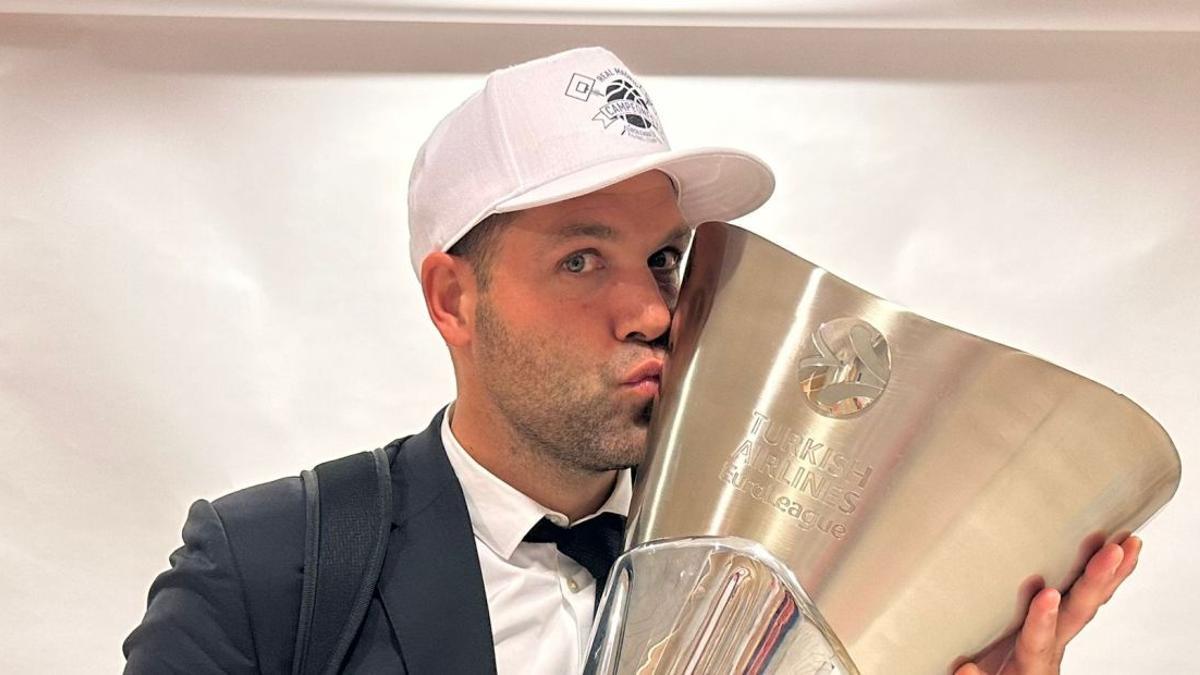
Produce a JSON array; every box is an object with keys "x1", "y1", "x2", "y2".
[{"x1": 796, "y1": 318, "x2": 891, "y2": 417}]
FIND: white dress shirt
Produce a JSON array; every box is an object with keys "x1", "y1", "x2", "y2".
[{"x1": 440, "y1": 406, "x2": 633, "y2": 675}]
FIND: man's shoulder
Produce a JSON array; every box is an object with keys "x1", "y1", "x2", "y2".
[
  {"x1": 125, "y1": 437, "x2": 422, "y2": 673},
  {"x1": 197, "y1": 441, "x2": 409, "y2": 666},
  {"x1": 210, "y1": 474, "x2": 304, "y2": 530},
  {"x1": 208, "y1": 438, "x2": 408, "y2": 533}
]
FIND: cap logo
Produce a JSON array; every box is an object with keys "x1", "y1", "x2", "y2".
[{"x1": 564, "y1": 68, "x2": 664, "y2": 144}]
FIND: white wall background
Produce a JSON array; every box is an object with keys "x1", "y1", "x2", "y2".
[{"x1": 1, "y1": 6, "x2": 1197, "y2": 673}]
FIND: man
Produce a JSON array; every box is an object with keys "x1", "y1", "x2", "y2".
[{"x1": 124, "y1": 46, "x2": 1139, "y2": 674}]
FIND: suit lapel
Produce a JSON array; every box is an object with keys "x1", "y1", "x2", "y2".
[{"x1": 377, "y1": 409, "x2": 497, "y2": 675}]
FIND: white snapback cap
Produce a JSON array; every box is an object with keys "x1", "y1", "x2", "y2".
[{"x1": 406, "y1": 46, "x2": 775, "y2": 278}]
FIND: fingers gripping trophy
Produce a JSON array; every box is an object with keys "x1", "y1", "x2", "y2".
[{"x1": 583, "y1": 221, "x2": 1181, "y2": 675}]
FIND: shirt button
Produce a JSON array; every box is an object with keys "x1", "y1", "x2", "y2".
[{"x1": 567, "y1": 578, "x2": 580, "y2": 593}]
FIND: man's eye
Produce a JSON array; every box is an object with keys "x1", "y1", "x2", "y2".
[
  {"x1": 648, "y1": 247, "x2": 682, "y2": 271},
  {"x1": 562, "y1": 251, "x2": 602, "y2": 274}
]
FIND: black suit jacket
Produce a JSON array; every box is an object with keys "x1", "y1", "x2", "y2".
[{"x1": 124, "y1": 409, "x2": 499, "y2": 674}]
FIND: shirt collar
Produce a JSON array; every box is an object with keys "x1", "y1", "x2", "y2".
[{"x1": 440, "y1": 403, "x2": 633, "y2": 560}]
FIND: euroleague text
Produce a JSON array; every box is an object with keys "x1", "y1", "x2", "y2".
[{"x1": 715, "y1": 410, "x2": 877, "y2": 540}]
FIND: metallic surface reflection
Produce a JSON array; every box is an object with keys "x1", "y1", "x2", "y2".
[{"x1": 585, "y1": 538, "x2": 855, "y2": 675}]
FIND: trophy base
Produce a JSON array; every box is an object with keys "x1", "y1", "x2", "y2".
[{"x1": 585, "y1": 537, "x2": 859, "y2": 675}]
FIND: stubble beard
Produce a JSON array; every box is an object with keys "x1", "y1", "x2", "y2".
[{"x1": 473, "y1": 296, "x2": 653, "y2": 476}]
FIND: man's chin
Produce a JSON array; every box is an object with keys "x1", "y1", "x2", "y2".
[
  {"x1": 624, "y1": 424, "x2": 652, "y2": 467},
  {"x1": 589, "y1": 424, "x2": 649, "y2": 472}
]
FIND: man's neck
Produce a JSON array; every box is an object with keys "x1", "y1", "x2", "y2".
[{"x1": 448, "y1": 400, "x2": 618, "y2": 522}]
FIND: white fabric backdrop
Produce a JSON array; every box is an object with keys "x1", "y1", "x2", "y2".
[{"x1": 1, "y1": 11, "x2": 1197, "y2": 673}]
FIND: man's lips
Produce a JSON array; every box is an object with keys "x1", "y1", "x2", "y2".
[{"x1": 621, "y1": 359, "x2": 664, "y2": 396}]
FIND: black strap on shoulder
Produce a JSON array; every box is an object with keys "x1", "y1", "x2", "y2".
[{"x1": 292, "y1": 447, "x2": 392, "y2": 675}]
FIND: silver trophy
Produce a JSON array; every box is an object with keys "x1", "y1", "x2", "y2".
[{"x1": 584, "y1": 222, "x2": 1181, "y2": 675}]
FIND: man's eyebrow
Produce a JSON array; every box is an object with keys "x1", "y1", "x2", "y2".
[
  {"x1": 656, "y1": 224, "x2": 692, "y2": 250},
  {"x1": 555, "y1": 222, "x2": 616, "y2": 240},
  {"x1": 553, "y1": 222, "x2": 691, "y2": 248}
]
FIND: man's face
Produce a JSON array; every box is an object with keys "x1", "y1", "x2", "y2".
[{"x1": 469, "y1": 170, "x2": 688, "y2": 474}]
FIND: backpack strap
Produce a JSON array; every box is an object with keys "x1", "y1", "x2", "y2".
[{"x1": 292, "y1": 447, "x2": 393, "y2": 675}]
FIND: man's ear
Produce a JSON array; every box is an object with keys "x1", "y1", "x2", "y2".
[{"x1": 421, "y1": 252, "x2": 476, "y2": 348}]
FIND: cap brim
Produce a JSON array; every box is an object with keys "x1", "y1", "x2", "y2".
[{"x1": 446, "y1": 147, "x2": 774, "y2": 250}]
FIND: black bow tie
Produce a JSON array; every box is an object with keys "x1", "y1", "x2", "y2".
[{"x1": 523, "y1": 511, "x2": 626, "y2": 608}]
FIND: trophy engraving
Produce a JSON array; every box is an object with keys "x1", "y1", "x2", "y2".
[{"x1": 717, "y1": 411, "x2": 875, "y2": 542}]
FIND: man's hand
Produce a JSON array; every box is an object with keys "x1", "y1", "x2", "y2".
[{"x1": 955, "y1": 536, "x2": 1141, "y2": 675}]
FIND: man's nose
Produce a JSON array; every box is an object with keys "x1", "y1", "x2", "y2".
[{"x1": 613, "y1": 268, "x2": 673, "y2": 345}]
